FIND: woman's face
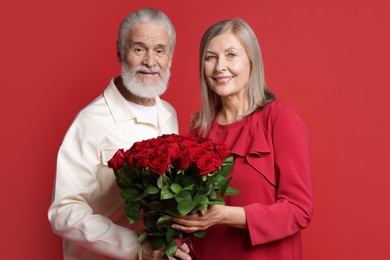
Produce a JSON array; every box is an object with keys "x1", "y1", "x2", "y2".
[{"x1": 204, "y1": 31, "x2": 251, "y2": 99}]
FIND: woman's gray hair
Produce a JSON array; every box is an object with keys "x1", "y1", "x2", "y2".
[
  {"x1": 192, "y1": 18, "x2": 276, "y2": 137},
  {"x1": 117, "y1": 8, "x2": 176, "y2": 63}
]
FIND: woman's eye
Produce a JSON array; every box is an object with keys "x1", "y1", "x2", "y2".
[
  {"x1": 227, "y1": 53, "x2": 237, "y2": 58},
  {"x1": 206, "y1": 55, "x2": 216, "y2": 61}
]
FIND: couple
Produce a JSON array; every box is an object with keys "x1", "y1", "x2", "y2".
[{"x1": 48, "y1": 8, "x2": 313, "y2": 260}]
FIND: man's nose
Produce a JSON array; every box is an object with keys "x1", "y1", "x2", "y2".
[{"x1": 142, "y1": 50, "x2": 157, "y2": 67}]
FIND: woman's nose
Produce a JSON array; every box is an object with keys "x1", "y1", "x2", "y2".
[{"x1": 215, "y1": 58, "x2": 227, "y2": 72}]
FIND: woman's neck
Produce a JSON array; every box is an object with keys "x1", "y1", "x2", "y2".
[{"x1": 218, "y1": 98, "x2": 249, "y2": 124}]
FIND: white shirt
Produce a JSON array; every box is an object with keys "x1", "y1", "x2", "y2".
[
  {"x1": 48, "y1": 78, "x2": 178, "y2": 259},
  {"x1": 128, "y1": 101, "x2": 158, "y2": 127}
]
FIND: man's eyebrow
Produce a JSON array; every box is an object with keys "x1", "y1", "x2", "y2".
[
  {"x1": 129, "y1": 41, "x2": 146, "y2": 48},
  {"x1": 129, "y1": 42, "x2": 168, "y2": 49},
  {"x1": 155, "y1": 43, "x2": 168, "y2": 49}
]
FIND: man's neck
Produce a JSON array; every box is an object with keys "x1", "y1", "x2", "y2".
[{"x1": 115, "y1": 77, "x2": 156, "y2": 106}]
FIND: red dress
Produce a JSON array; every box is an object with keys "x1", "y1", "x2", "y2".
[{"x1": 191, "y1": 101, "x2": 313, "y2": 260}]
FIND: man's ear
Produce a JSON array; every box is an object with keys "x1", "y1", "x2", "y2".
[{"x1": 116, "y1": 41, "x2": 122, "y2": 63}]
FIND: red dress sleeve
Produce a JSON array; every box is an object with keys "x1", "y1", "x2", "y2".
[{"x1": 243, "y1": 106, "x2": 313, "y2": 245}]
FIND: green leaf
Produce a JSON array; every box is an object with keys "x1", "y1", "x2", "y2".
[
  {"x1": 183, "y1": 184, "x2": 195, "y2": 191},
  {"x1": 220, "y1": 176, "x2": 232, "y2": 196},
  {"x1": 209, "y1": 191, "x2": 217, "y2": 200},
  {"x1": 151, "y1": 236, "x2": 166, "y2": 250},
  {"x1": 193, "y1": 230, "x2": 206, "y2": 238},
  {"x1": 143, "y1": 185, "x2": 160, "y2": 197},
  {"x1": 198, "y1": 183, "x2": 213, "y2": 196},
  {"x1": 143, "y1": 216, "x2": 157, "y2": 230},
  {"x1": 164, "y1": 207, "x2": 180, "y2": 216},
  {"x1": 197, "y1": 203, "x2": 208, "y2": 211},
  {"x1": 220, "y1": 156, "x2": 234, "y2": 177},
  {"x1": 170, "y1": 183, "x2": 182, "y2": 194},
  {"x1": 160, "y1": 185, "x2": 175, "y2": 200},
  {"x1": 212, "y1": 174, "x2": 227, "y2": 190},
  {"x1": 121, "y1": 165, "x2": 140, "y2": 184},
  {"x1": 165, "y1": 225, "x2": 175, "y2": 242},
  {"x1": 156, "y1": 215, "x2": 172, "y2": 227},
  {"x1": 208, "y1": 197, "x2": 225, "y2": 205},
  {"x1": 175, "y1": 190, "x2": 192, "y2": 203},
  {"x1": 182, "y1": 175, "x2": 197, "y2": 187},
  {"x1": 124, "y1": 201, "x2": 140, "y2": 223},
  {"x1": 147, "y1": 201, "x2": 164, "y2": 211},
  {"x1": 121, "y1": 188, "x2": 142, "y2": 202},
  {"x1": 157, "y1": 175, "x2": 164, "y2": 189},
  {"x1": 177, "y1": 199, "x2": 198, "y2": 216},
  {"x1": 224, "y1": 186, "x2": 240, "y2": 195},
  {"x1": 138, "y1": 231, "x2": 147, "y2": 244},
  {"x1": 164, "y1": 239, "x2": 178, "y2": 257},
  {"x1": 194, "y1": 194, "x2": 209, "y2": 204}
]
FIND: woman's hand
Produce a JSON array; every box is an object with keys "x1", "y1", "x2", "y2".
[
  {"x1": 171, "y1": 204, "x2": 247, "y2": 233},
  {"x1": 171, "y1": 204, "x2": 227, "y2": 233},
  {"x1": 141, "y1": 241, "x2": 191, "y2": 260}
]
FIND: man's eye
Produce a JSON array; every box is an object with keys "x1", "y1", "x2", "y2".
[
  {"x1": 134, "y1": 47, "x2": 145, "y2": 54},
  {"x1": 155, "y1": 49, "x2": 165, "y2": 56}
]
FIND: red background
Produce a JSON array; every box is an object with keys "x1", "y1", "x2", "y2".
[{"x1": 1, "y1": 0, "x2": 390, "y2": 259}]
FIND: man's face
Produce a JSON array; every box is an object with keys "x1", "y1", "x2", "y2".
[{"x1": 122, "y1": 23, "x2": 171, "y2": 98}]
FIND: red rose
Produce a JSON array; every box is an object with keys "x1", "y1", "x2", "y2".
[
  {"x1": 172, "y1": 147, "x2": 191, "y2": 169},
  {"x1": 148, "y1": 137, "x2": 166, "y2": 150},
  {"x1": 150, "y1": 155, "x2": 170, "y2": 175},
  {"x1": 213, "y1": 141, "x2": 230, "y2": 159},
  {"x1": 163, "y1": 133, "x2": 183, "y2": 143},
  {"x1": 166, "y1": 142, "x2": 181, "y2": 159},
  {"x1": 108, "y1": 149, "x2": 125, "y2": 171},
  {"x1": 181, "y1": 137, "x2": 200, "y2": 150},
  {"x1": 124, "y1": 148, "x2": 136, "y2": 167},
  {"x1": 187, "y1": 145, "x2": 205, "y2": 163},
  {"x1": 134, "y1": 149, "x2": 153, "y2": 168},
  {"x1": 199, "y1": 141, "x2": 214, "y2": 152},
  {"x1": 196, "y1": 152, "x2": 222, "y2": 175}
]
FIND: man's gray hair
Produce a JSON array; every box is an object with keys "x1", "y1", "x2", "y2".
[{"x1": 117, "y1": 8, "x2": 176, "y2": 63}]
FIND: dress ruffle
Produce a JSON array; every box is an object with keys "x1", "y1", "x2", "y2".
[{"x1": 210, "y1": 112, "x2": 277, "y2": 186}]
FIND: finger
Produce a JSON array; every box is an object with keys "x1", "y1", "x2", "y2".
[
  {"x1": 178, "y1": 242, "x2": 190, "y2": 254},
  {"x1": 198, "y1": 210, "x2": 206, "y2": 216},
  {"x1": 174, "y1": 247, "x2": 191, "y2": 260},
  {"x1": 171, "y1": 223, "x2": 198, "y2": 233}
]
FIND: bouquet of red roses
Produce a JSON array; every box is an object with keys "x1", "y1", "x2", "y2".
[{"x1": 108, "y1": 133, "x2": 238, "y2": 258}]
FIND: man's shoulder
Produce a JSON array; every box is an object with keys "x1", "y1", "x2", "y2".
[
  {"x1": 158, "y1": 98, "x2": 176, "y2": 113},
  {"x1": 70, "y1": 93, "x2": 112, "y2": 128}
]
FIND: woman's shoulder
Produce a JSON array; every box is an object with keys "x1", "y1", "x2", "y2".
[{"x1": 254, "y1": 100, "x2": 291, "y2": 118}]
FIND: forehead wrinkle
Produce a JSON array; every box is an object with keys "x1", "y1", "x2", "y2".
[{"x1": 129, "y1": 24, "x2": 169, "y2": 47}]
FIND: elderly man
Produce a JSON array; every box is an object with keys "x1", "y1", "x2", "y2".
[{"x1": 48, "y1": 8, "x2": 190, "y2": 260}]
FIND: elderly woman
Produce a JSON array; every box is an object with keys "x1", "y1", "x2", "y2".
[{"x1": 172, "y1": 19, "x2": 313, "y2": 260}]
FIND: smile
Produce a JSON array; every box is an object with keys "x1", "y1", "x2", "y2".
[{"x1": 213, "y1": 76, "x2": 234, "y2": 84}]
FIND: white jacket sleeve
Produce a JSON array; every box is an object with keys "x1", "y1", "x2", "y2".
[{"x1": 48, "y1": 116, "x2": 139, "y2": 260}]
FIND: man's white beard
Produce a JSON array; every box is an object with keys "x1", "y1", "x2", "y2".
[{"x1": 121, "y1": 63, "x2": 170, "y2": 99}]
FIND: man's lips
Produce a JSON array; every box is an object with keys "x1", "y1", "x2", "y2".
[{"x1": 138, "y1": 71, "x2": 159, "y2": 77}]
